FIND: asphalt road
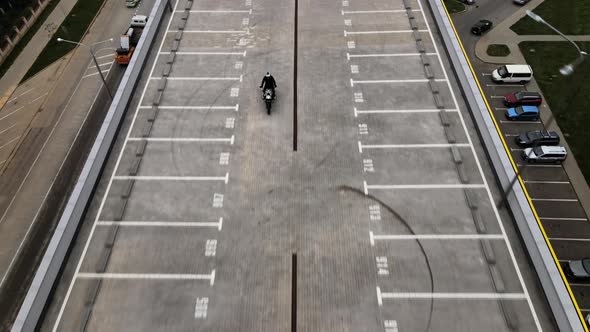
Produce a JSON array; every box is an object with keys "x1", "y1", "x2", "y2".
[
  {"x1": 40, "y1": 0, "x2": 557, "y2": 330},
  {"x1": 450, "y1": 0, "x2": 590, "y2": 320}
]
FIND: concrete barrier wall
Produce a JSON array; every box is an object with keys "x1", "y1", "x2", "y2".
[
  {"x1": 426, "y1": 0, "x2": 585, "y2": 331},
  {"x1": 10, "y1": 0, "x2": 170, "y2": 330}
]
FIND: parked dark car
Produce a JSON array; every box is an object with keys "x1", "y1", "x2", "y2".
[
  {"x1": 564, "y1": 259, "x2": 590, "y2": 280},
  {"x1": 471, "y1": 20, "x2": 492, "y2": 35},
  {"x1": 513, "y1": 0, "x2": 530, "y2": 5},
  {"x1": 504, "y1": 91, "x2": 542, "y2": 107},
  {"x1": 505, "y1": 105, "x2": 539, "y2": 121},
  {"x1": 464, "y1": 0, "x2": 475, "y2": 4},
  {"x1": 516, "y1": 130, "x2": 560, "y2": 147}
]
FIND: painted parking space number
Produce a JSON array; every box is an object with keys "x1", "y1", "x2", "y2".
[
  {"x1": 225, "y1": 117, "x2": 235, "y2": 128},
  {"x1": 358, "y1": 123, "x2": 368, "y2": 135},
  {"x1": 205, "y1": 239, "x2": 217, "y2": 256},
  {"x1": 369, "y1": 205, "x2": 381, "y2": 221},
  {"x1": 219, "y1": 152, "x2": 230, "y2": 165},
  {"x1": 213, "y1": 193, "x2": 224, "y2": 208},
  {"x1": 363, "y1": 159, "x2": 374, "y2": 172},
  {"x1": 195, "y1": 297, "x2": 209, "y2": 319},
  {"x1": 384, "y1": 320, "x2": 398, "y2": 332},
  {"x1": 376, "y1": 256, "x2": 389, "y2": 275}
]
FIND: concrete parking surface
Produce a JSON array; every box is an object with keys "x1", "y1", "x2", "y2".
[{"x1": 40, "y1": 0, "x2": 557, "y2": 330}]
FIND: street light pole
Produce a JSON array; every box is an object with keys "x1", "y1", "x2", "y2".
[
  {"x1": 526, "y1": 10, "x2": 588, "y2": 75},
  {"x1": 57, "y1": 38, "x2": 114, "y2": 100}
]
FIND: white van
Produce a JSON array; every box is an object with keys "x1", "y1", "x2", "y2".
[
  {"x1": 492, "y1": 64, "x2": 533, "y2": 84},
  {"x1": 130, "y1": 15, "x2": 148, "y2": 28},
  {"x1": 522, "y1": 145, "x2": 567, "y2": 163}
]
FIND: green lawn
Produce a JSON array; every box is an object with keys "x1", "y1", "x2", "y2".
[
  {"x1": 487, "y1": 44, "x2": 510, "y2": 57},
  {"x1": 511, "y1": 0, "x2": 590, "y2": 35},
  {"x1": 519, "y1": 41, "x2": 590, "y2": 180},
  {"x1": 443, "y1": 0, "x2": 465, "y2": 14},
  {"x1": 0, "y1": 0, "x2": 60, "y2": 79},
  {"x1": 23, "y1": 0, "x2": 105, "y2": 82}
]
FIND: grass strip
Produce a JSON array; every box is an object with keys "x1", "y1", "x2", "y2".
[
  {"x1": 520, "y1": 41, "x2": 590, "y2": 182},
  {"x1": 511, "y1": 0, "x2": 590, "y2": 35},
  {"x1": 0, "y1": 0, "x2": 60, "y2": 79},
  {"x1": 23, "y1": 0, "x2": 105, "y2": 82},
  {"x1": 443, "y1": 0, "x2": 465, "y2": 14},
  {"x1": 487, "y1": 44, "x2": 510, "y2": 57}
]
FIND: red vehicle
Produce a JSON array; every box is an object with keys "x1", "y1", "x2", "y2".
[{"x1": 503, "y1": 91, "x2": 542, "y2": 107}]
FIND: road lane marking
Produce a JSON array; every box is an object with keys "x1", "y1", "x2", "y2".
[
  {"x1": 128, "y1": 137, "x2": 234, "y2": 144},
  {"x1": 6, "y1": 87, "x2": 35, "y2": 103},
  {"x1": 53, "y1": 1, "x2": 186, "y2": 327},
  {"x1": 0, "y1": 123, "x2": 18, "y2": 135},
  {"x1": 351, "y1": 78, "x2": 446, "y2": 86},
  {"x1": 359, "y1": 143, "x2": 470, "y2": 149},
  {"x1": 379, "y1": 292, "x2": 527, "y2": 300},
  {"x1": 140, "y1": 105, "x2": 239, "y2": 111},
  {"x1": 97, "y1": 218, "x2": 223, "y2": 230},
  {"x1": 96, "y1": 53, "x2": 115, "y2": 60},
  {"x1": 354, "y1": 107, "x2": 458, "y2": 116},
  {"x1": 531, "y1": 198, "x2": 578, "y2": 202},
  {"x1": 344, "y1": 29, "x2": 428, "y2": 36},
  {"x1": 0, "y1": 136, "x2": 20, "y2": 150},
  {"x1": 0, "y1": 106, "x2": 25, "y2": 121},
  {"x1": 87, "y1": 61, "x2": 113, "y2": 69},
  {"x1": 78, "y1": 271, "x2": 216, "y2": 285},
  {"x1": 113, "y1": 174, "x2": 229, "y2": 184},
  {"x1": 82, "y1": 69, "x2": 111, "y2": 79},
  {"x1": 160, "y1": 51, "x2": 247, "y2": 56}
]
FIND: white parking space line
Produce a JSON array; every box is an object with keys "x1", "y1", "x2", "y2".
[
  {"x1": 370, "y1": 232, "x2": 504, "y2": 242},
  {"x1": 0, "y1": 123, "x2": 17, "y2": 135},
  {"x1": 495, "y1": 107, "x2": 507, "y2": 111},
  {"x1": 486, "y1": 84, "x2": 524, "y2": 87},
  {"x1": 128, "y1": 136, "x2": 234, "y2": 144},
  {"x1": 87, "y1": 62, "x2": 113, "y2": 69},
  {"x1": 140, "y1": 105, "x2": 239, "y2": 111},
  {"x1": 344, "y1": 30, "x2": 428, "y2": 36},
  {"x1": 78, "y1": 270, "x2": 216, "y2": 285},
  {"x1": 341, "y1": 9, "x2": 421, "y2": 14},
  {"x1": 540, "y1": 217, "x2": 588, "y2": 222},
  {"x1": 516, "y1": 163, "x2": 561, "y2": 168},
  {"x1": 97, "y1": 217, "x2": 223, "y2": 230},
  {"x1": 524, "y1": 180, "x2": 569, "y2": 184},
  {"x1": 113, "y1": 174, "x2": 229, "y2": 184},
  {"x1": 351, "y1": 78, "x2": 446, "y2": 86},
  {"x1": 490, "y1": 95, "x2": 504, "y2": 99},
  {"x1": 160, "y1": 51, "x2": 247, "y2": 56},
  {"x1": 549, "y1": 238, "x2": 590, "y2": 242},
  {"x1": 0, "y1": 106, "x2": 25, "y2": 121},
  {"x1": 379, "y1": 291, "x2": 527, "y2": 300},
  {"x1": 499, "y1": 120, "x2": 542, "y2": 124},
  {"x1": 364, "y1": 182, "x2": 486, "y2": 194},
  {"x1": 0, "y1": 136, "x2": 20, "y2": 150},
  {"x1": 168, "y1": 30, "x2": 249, "y2": 34},
  {"x1": 531, "y1": 198, "x2": 578, "y2": 202},
  {"x1": 359, "y1": 142, "x2": 469, "y2": 150},
  {"x1": 354, "y1": 107, "x2": 457, "y2": 116},
  {"x1": 175, "y1": 9, "x2": 252, "y2": 13},
  {"x1": 347, "y1": 52, "x2": 437, "y2": 59},
  {"x1": 151, "y1": 76, "x2": 242, "y2": 81}
]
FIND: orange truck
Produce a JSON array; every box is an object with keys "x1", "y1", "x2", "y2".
[{"x1": 115, "y1": 15, "x2": 147, "y2": 65}]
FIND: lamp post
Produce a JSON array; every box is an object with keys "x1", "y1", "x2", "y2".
[
  {"x1": 526, "y1": 10, "x2": 587, "y2": 75},
  {"x1": 57, "y1": 37, "x2": 114, "y2": 99}
]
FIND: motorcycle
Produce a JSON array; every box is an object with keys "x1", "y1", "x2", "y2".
[{"x1": 263, "y1": 88, "x2": 274, "y2": 115}]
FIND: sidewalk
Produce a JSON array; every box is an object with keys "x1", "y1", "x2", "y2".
[{"x1": 0, "y1": 0, "x2": 79, "y2": 109}]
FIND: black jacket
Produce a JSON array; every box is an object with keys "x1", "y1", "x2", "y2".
[{"x1": 260, "y1": 76, "x2": 277, "y2": 89}]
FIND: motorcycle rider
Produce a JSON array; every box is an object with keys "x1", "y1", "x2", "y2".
[{"x1": 259, "y1": 72, "x2": 277, "y2": 99}]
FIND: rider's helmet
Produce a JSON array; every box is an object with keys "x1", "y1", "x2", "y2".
[{"x1": 266, "y1": 72, "x2": 271, "y2": 77}]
